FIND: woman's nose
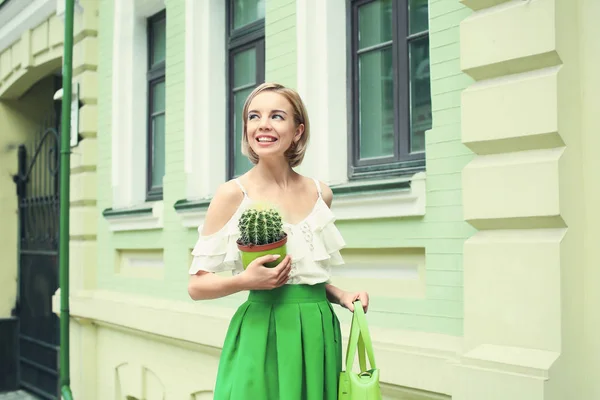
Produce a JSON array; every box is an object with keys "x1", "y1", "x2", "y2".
[{"x1": 258, "y1": 117, "x2": 271, "y2": 130}]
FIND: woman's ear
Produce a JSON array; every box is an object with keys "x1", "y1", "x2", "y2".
[{"x1": 294, "y1": 123, "x2": 305, "y2": 142}]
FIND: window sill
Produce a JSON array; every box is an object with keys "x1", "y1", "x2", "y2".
[
  {"x1": 173, "y1": 198, "x2": 211, "y2": 229},
  {"x1": 173, "y1": 172, "x2": 426, "y2": 229},
  {"x1": 330, "y1": 172, "x2": 426, "y2": 220},
  {"x1": 102, "y1": 201, "x2": 164, "y2": 232}
]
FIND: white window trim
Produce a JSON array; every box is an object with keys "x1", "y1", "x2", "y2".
[
  {"x1": 183, "y1": 0, "x2": 227, "y2": 201},
  {"x1": 331, "y1": 172, "x2": 426, "y2": 219},
  {"x1": 295, "y1": 0, "x2": 426, "y2": 219},
  {"x1": 109, "y1": 0, "x2": 165, "y2": 231},
  {"x1": 104, "y1": 202, "x2": 164, "y2": 232},
  {"x1": 174, "y1": 0, "x2": 227, "y2": 229},
  {"x1": 295, "y1": 0, "x2": 348, "y2": 186},
  {"x1": 177, "y1": 207, "x2": 207, "y2": 230}
]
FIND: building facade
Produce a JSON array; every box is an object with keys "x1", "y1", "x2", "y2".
[
  {"x1": 0, "y1": 0, "x2": 98, "y2": 397},
  {"x1": 89, "y1": 0, "x2": 467, "y2": 398},
  {"x1": 1, "y1": 0, "x2": 600, "y2": 399}
]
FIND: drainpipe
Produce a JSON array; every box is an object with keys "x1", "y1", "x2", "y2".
[{"x1": 59, "y1": 0, "x2": 75, "y2": 399}]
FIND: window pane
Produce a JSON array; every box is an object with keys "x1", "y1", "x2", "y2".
[
  {"x1": 151, "y1": 114, "x2": 166, "y2": 188},
  {"x1": 151, "y1": 16, "x2": 166, "y2": 65},
  {"x1": 409, "y1": 0, "x2": 429, "y2": 35},
  {"x1": 232, "y1": 0, "x2": 265, "y2": 30},
  {"x1": 358, "y1": 46, "x2": 394, "y2": 160},
  {"x1": 233, "y1": 47, "x2": 257, "y2": 88},
  {"x1": 358, "y1": 0, "x2": 392, "y2": 50},
  {"x1": 409, "y1": 36, "x2": 431, "y2": 153},
  {"x1": 233, "y1": 87, "x2": 255, "y2": 177},
  {"x1": 152, "y1": 81, "x2": 165, "y2": 113}
]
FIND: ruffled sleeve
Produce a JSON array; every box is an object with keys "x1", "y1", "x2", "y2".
[
  {"x1": 319, "y1": 221, "x2": 345, "y2": 266},
  {"x1": 188, "y1": 223, "x2": 243, "y2": 275},
  {"x1": 309, "y1": 204, "x2": 346, "y2": 267}
]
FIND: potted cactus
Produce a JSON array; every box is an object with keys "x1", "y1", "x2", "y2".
[{"x1": 236, "y1": 205, "x2": 288, "y2": 269}]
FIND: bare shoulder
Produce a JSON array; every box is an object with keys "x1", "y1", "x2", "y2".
[
  {"x1": 201, "y1": 180, "x2": 245, "y2": 236},
  {"x1": 319, "y1": 181, "x2": 334, "y2": 208},
  {"x1": 311, "y1": 178, "x2": 333, "y2": 208}
]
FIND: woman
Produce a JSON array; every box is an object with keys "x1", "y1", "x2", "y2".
[{"x1": 187, "y1": 82, "x2": 369, "y2": 400}]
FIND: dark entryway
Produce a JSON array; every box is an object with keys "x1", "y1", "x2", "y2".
[{"x1": 12, "y1": 107, "x2": 61, "y2": 400}]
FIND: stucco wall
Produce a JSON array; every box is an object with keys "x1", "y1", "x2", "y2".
[
  {"x1": 456, "y1": 0, "x2": 592, "y2": 398},
  {"x1": 580, "y1": 0, "x2": 600, "y2": 398}
]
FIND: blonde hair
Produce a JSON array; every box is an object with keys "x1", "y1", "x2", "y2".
[{"x1": 241, "y1": 82, "x2": 310, "y2": 168}]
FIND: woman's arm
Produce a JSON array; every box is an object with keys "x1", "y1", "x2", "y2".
[
  {"x1": 318, "y1": 180, "x2": 370, "y2": 313},
  {"x1": 188, "y1": 181, "x2": 292, "y2": 300},
  {"x1": 325, "y1": 283, "x2": 344, "y2": 305},
  {"x1": 325, "y1": 283, "x2": 369, "y2": 313},
  {"x1": 189, "y1": 254, "x2": 291, "y2": 300},
  {"x1": 188, "y1": 271, "x2": 247, "y2": 300},
  {"x1": 187, "y1": 182, "x2": 246, "y2": 300}
]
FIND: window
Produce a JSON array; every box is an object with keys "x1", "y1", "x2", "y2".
[
  {"x1": 227, "y1": 0, "x2": 266, "y2": 179},
  {"x1": 147, "y1": 10, "x2": 166, "y2": 200},
  {"x1": 348, "y1": 0, "x2": 431, "y2": 179}
]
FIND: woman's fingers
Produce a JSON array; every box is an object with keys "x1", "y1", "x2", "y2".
[
  {"x1": 275, "y1": 257, "x2": 290, "y2": 275},
  {"x1": 358, "y1": 292, "x2": 369, "y2": 313},
  {"x1": 274, "y1": 256, "x2": 292, "y2": 287}
]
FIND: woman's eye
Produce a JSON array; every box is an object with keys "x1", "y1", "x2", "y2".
[
  {"x1": 248, "y1": 114, "x2": 258, "y2": 120},
  {"x1": 272, "y1": 114, "x2": 283, "y2": 120}
]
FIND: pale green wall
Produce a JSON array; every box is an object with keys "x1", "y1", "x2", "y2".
[
  {"x1": 97, "y1": 0, "x2": 185, "y2": 296},
  {"x1": 96, "y1": 0, "x2": 474, "y2": 336},
  {"x1": 265, "y1": 0, "x2": 296, "y2": 87},
  {"x1": 331, "y1": 2, "x2": 474, "y2": 335}
]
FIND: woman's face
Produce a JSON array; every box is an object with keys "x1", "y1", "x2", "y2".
[{"x1": 245, "y1": 91, "x2": 303, "y2": 162}]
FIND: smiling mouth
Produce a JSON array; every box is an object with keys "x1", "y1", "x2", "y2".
[{"x1": 256, "y1": 136, "x2": 277, "y2": 143}]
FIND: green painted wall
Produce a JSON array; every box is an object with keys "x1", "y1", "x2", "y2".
[
  {"x1": 265, "y1": 0, "x2": 296, "y2": 87},
  {"x1": 314, "y1": 1, "x2": 474, "y2": 336},
  {"x1": 340, "y1": 1, "x2": 475, "y2": 335},
  {"x1": 96, "y1": 0, "x2": 474, "y2": 336},
  {"x1": 97, "y1": 0, "x2": 187, "y2": 295}
]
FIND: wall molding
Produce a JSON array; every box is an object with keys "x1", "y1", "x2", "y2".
[
  {"x1": 332, "y1": 172, "x2": 426, "y2": 220},
  {"x1": 0, "y1": 0, "x2": 54, "y2": 52},
  {"x1": 174, "y1": 172, "x2": 426, "y2": 229},
  {"x1": 103, "y1": 201, "x2": 164, "y2": 232},
  {"x1": 55, "y1": 289, "x2": 459, "y2": 396}
]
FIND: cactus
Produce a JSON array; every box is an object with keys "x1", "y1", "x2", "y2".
[{"x1": 238, "y1": 206, "x2": 285, "y2": 246}]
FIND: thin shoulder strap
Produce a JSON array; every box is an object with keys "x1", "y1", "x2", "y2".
[
  {"x1": 234, "y1": 178, "x2": 247, "y2": 196},
  {"x1": 312, "y1": 178, "x2": 322, "y2": 198}
]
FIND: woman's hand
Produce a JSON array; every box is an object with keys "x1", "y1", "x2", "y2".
[
  {"x1": 339, "y1": 291, "x2": 369, "y2": 313},
  {"x1": 238, "y1": 254, "x2": 292, "y2": 290}
]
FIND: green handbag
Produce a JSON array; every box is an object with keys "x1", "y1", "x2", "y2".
[{"x1": 338, "y1": 300, "x2": 382, "y2": 400}]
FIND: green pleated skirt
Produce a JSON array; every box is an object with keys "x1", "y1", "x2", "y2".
[{"x1": 213, "y1": 283, "x2": 342, "y2": 400}]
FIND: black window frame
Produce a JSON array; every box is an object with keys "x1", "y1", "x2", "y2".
[
  {"x1": 146, "y1": 9, "x2": 166, "y2": 201},
  {"x1": 347, "y1": 0, "x2": 431, "y2": 180},
  {"x1": 226, "y1": 0, "x2": 266, "y2": 180}
]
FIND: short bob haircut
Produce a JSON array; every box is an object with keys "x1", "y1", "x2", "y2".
[{"x1": 240, "y1": 82, "x2": 310, "y2": 168}]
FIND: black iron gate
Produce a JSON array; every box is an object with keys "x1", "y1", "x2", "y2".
[{"x1": 13, "y1": 111, "x2": 61, "y2": 400}]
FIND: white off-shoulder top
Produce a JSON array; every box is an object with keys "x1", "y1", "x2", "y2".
[{"x1": 188, "y1": 178, "x2": 346, "y2": 285}]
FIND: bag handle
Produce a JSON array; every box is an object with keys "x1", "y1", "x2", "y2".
[{"x1": 345, "y1": 300, "x2": 377, "y2": 373}]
